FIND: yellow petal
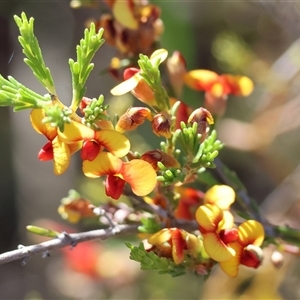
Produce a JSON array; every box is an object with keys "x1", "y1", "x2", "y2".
[
  {"x1": 204, "y1": 185, "x2": 235, "y2": 210},
  {"x1": 195, "y1": 204, "x2": 223, "y2": 232},
  {"x1": 110, "y1": 73, "x2": 141, "y2": 96},
  {"x1": 238, "y1": 220, "x2": 265, "y2": 247},
  {"x1": 112, "y1": 0, "x2": 138, "y2": 30},
  {"x1": 184, "y1": 70, "x2": 219, "y2": 91},
  {"x1": 83, "y1": 152, "x2": 123, "y2": 178},
  {"x1": 30, "y1": 109, "x2": 57, "y2": 141},
  {"x1": 95, "y1": 130, "x2": 130, "y2": 158},
  {"x1": 52, "y1": 136, "x2": 70, "y2": 175},
  {"x1": 59, "y1": 121, "x2": 94, "y2": 143},
  {"x1": 222, "y1": 75, "x2": 254, "y2": 96},
  {"x1": 149, "y1": 48, "x2": 168, "y2": 65},
  {"x1": 148, "y1": 228, "x2": 172, "y2": 245},
  {"x1": 202, "y1": 232, "x2": 235, "y2": 262},
  {"x1": 121, "y1": 159, "x2": 157, "y2": 196},
  {"x1": 219, "y1": 242, "x2": 243, "y2": 277}
]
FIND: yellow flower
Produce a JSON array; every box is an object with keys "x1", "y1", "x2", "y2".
[
  {"x1": 30, "y1": 109, "x2": 81, "y2": 175},
  {"x1": 83, "y1": 152, "x2": 157, "y2": 200}
]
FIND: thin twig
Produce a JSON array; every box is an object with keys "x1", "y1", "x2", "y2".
[
  {"x1": 0, "y1": 220, "x2": 199, "y2": 266},
  {"x1": 0, "y1": 224, "x2": 139, "y2": 266}
]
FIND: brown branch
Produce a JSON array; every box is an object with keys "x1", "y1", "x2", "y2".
[{"x1": 0, "y1": 220, "x2": 199, "y2": 266}]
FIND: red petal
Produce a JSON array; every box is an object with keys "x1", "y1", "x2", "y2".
[
  {"x1": 105, "y1": 175, "x2": 126, "y2": 200},
  {"x1": 81, "y1": 140, "x2": 100, "y2": 161},
  {"x1": 38, "y1": 142, "x2": 53, "y2": 161}
]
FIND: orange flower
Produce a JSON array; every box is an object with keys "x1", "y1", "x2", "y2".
[
  {"x1": 174, "y1": 187, "x2": 204, "y2": 220},
  {"x1": 30, "y1": 109, "x2": 81, "y2": 175},
  {"x1": 83, "y1": 152, "x2": 157, "y2": 200},
  {"x1": 219, "y1": 220, "x2": 265, "y2": 277},
  {"x1": 110, "y1": 48, "x2": 168, "y2": 106},
  {"x1": 58, "y1": 120, "x2": 130, "y2": 161},
  {"x1": 147, "y1": 228, "x2": 201, "y2": 264},
  {"x1": 195, "y1": 204, "x2": 237, "y2": 262},
  {"x1": 184, "y1": 70, "x2": 253, "y2": 98}
]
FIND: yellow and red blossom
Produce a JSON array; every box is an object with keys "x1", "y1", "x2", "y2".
[
  {"x1": 196, "y1": 204, "x2": 236, "y2": 262},
  {"x1": 58, "y1": 197, "x2": 96, "y2": 223},
  {"x1": 97, "y1": 0, "x2": 163, "y2": 56},
  {"x1": 219, "y1": 220, "x2": 265, "y2": 277},
  {"x1": 147, "y1": 228, "x2": 201, "y2": 265},
  {"x1": 83, "y1": 152, "x2": 157, "y2": 200},
  {"x1": 58, "y1": 120, "x2": 130, "y2": 161},
  {"x1": 110, "y1": 48, "x2": 168, "y2": 106},
  {"x1": 184, "y1": 70, "x2": 253, "y2": 98},
  {"x1": 30, "y1": 109, "x2": 81, "y2": 175},
  {"x1": 174, "y1": 187, "x2": 204, "y2": 220},
  {"x1": 116, "y1": 106, "x2": 152, "y2": 133}
]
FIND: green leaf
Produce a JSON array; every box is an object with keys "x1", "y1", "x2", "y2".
[
  {"x1": 69, "y1": 23, "x2": 105, "y2": 110},
  {"x1": 138, "y1": 218, "x2": 161, "y2": 234},
  {"x1": 126, "y1": 242, "x2": 187, "y2": 277},
  {"x1": 14, "y1": 13, "x2": 56, "y2": 94}
]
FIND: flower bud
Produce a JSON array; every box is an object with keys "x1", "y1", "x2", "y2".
[
  {"x1": 141, "y1": 149, "x2": 180, "y2": 171},
  {"x1": 166, "y1": 51, "x2": 187, "y2": 98},
  {"x1": 188, "y1": 107, "x2": 214, "y2": 140},
  {"x1": 116, "y1": 107, "x2": 151, "y2": 133},
  {"x1": 152, "y1": 112, "x2": 172, "y2": 138},
  {"x1": 271, "y1": 250, "x2": 284, "y2": 269}
]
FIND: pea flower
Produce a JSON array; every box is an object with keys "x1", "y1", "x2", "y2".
[
  {"x1": 184, "y1": 70, "x2": 254, "y2": 116},
  {"x1": 30, "y1": 109, "x2": 81, "y2": 175},
  {"x1": 110, "y1": 48, "x2": 168, "y2": 106},
  {"x1": 83, "y1": 152, "x2": 157, "y2": 200},
  {"x1": 147, "y1": 228, "x2": 201, "y2": 265},
  {"x1": 58, "y1": 120, "x2": 130, "y2": 162},
  {"x1": 95, "y1": 0, "x2": 164, "y2": 56},
  {"x1": 174, "y1": 187, "x2": 204, "y2": 220},
  {"x1": 219, "y1": 220, "x2": 265, "y2": 277},
  {"x1": 196, "y1": 203, "x2": 237, "y2": 262}
]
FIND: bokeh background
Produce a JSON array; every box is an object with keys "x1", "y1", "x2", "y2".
[{"x1": 1, "y1": 1, "x2": 300, "y2": 299}]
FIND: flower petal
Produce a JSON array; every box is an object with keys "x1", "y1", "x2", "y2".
[
  {"x1": 204, "y1": 185, "x2": 235, "y2": 210},
  {"x1": 149, "y1": 48, "x2": 168, "y2": 65},
  {"x1": 219, "y1": 242, "x2": 243, "y2": 277},
  {"x1": 83, "y1": 152, "x2": 123, "y2": 178},
  {"x1": 202, "y1": 232, "x2": 235, "y2": 262},
  {"x1": 112, "y1": 0, "x2": 139, "y2": 30},
  {"x1": 110, "y1": 73, "x2": 141, "y2": 96},
  {"x1": 52, "y1": 136, "x2": 71, "y2": 175},
  {"x1": 94, "y1": 130, "x2": 130, "y2": 157},
  {"x1": 183, "y1": 70, "x2": 219, "y2": 92},
  {"x1": 30, "y1": 109, "x2": 57, "y2": 141},
  {"x1": 121, "y1": 159, "x2": 157, "y2": 196},
  {"x1": 238, "y1": 220, "x2": 265, "y2": 247},
  {"x1": 148, "y1": 228, "x2": 172, "y2": 245},
  {"x1": 59, "y1": 121, "x2": 94, "y2": 143},
  {"x1": 195, "y1": 204, "x2": 223, "y2": 232},
  {"x1": 222, "y1": 75, "x2": 254, "y2": 97}
]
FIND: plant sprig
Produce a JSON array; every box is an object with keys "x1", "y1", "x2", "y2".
[
  {"x1": 138, "y1": 54, "x2": 170, "y2": 111},
  {"x1": 69, "y1": 24, "x2": 105, "y2": 111},
  {"x1": 14, "y1": 13, "x2": 56, "y2": 95}
]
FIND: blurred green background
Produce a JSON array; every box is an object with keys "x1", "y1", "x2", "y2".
[{"x1": 1, "y1": 1, "x2": 300, "y2": 299}]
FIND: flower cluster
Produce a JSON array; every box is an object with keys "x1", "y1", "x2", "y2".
[
  {"x1": 146, "y1": 185, "x2": 265, "y2": 277},
  {"x1": 2, "y1": 9, "x2": 283, "y2": 282}
]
